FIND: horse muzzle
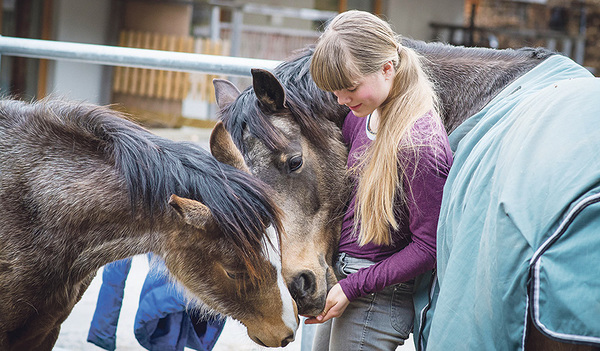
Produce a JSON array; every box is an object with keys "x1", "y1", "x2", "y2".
[
  {"x1": 288, "y1": 266, "x2": 337, "y2": 316},
  {"x1": 246, "y1": 316, "x2": 298, "y2": 348}
]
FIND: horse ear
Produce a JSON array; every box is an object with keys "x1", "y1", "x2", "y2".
[
  {"x1": 169, "y1": 194, "x2": 213, "y2": 229},
  {"x1": 251, "y1": 68, "x2": 286, "y2": 111},
  {"x1": 213, "y1": 78, "x2": 240, "y2": 109},
  {"x1": 209, "y1": 121, "x2": 250, "y2": 173}
]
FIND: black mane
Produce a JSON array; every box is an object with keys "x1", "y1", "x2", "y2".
[
  {"x1": 403, "y1": 38, "x2": 555, "y2": 62},
  {"x1": 0, "y1": 99, "x2": 281, "y2": 257},
  {"x1": 219, "y1": 40, "x2": 555, "y2": 149},
  {"x1": 220, "y1": 47, "x2": 348, "y2": 153},
  {"x1": 402, "y1": 38, "x2": 555, "y2": 132}
]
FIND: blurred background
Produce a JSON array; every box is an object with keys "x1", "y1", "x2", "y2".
[
  {"x1": 2, "y1": 0, "x2": 597, "y2": 349},
  {"x1": 1, "y1": 0, "x2": 597, "y2": 129}
]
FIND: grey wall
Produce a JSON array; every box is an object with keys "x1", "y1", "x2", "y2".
[
  {"x1": 47, "y1": 0, "x2": 112, "y2": 104},
  {"x1": 385, "y1": 0, "x2": 464, "y2": 41}
]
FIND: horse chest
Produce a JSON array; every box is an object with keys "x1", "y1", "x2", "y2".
[{"x1": 2, "y1": 270, "x2": 94, "y2": 349}]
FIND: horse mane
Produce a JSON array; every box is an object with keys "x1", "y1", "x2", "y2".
[
  {"x1": 275, "y1": 47, "x2": 349, "y2": 140},
  {"x1": 221, "y1": 39, "x2": 556, "y2": 148},
  {"x1": 220, "y1": 46, "x2": 348, "y2": 153},
  {"x1": 0, "y1": 98, "x2": 283, "y2": 283},
  {"x1": 403, "y1": 38, "x2": 555, "y2": 62},
  {"x1": 401, "y1": 38, "x2": 556, "y2": 132}
]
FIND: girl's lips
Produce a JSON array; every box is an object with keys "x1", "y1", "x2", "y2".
[{"x1": 348, "y1": 103, "x2": 362, "y2": 110}]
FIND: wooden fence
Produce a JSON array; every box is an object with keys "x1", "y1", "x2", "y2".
[
  {"x1": 112, "y1": 29, "x2": 316, "y2": 126},
  {"x1": 112, "y1": 31, "x2": 230, "y2": 126},
  {"x1": 113, "y1": 30, "x2": 230, "y2": 102}
]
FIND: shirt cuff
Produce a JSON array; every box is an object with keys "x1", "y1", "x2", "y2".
[{"x1": 338, "y1": 277, "x2": 360, "y2": 302}]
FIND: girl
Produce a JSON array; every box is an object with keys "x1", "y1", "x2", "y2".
[{"x1": 306, "y1": 10, "x2": 453, "y2": 350}]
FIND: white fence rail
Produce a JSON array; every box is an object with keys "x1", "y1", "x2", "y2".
[{"x1": 0, "y1": 36, "x2": 282, "y2": 77}]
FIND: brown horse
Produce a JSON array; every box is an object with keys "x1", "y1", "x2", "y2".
[
  {"x1": 211, "y1": 41, "x2": 545, "y2": 316},
  {"x1": 211, "y1": 77, "x2": 349, "y2": 318},
  {"x1": 211, "y1": 40, "x2": 599, "y2": 350},
  {"x1": 0, "y1": 98, "x2": 297, "y2": 350}
]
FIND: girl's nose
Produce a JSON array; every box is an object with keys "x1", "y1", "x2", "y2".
[{"x1": 334, "y1": 91, "x2": 350, "y2": 105}]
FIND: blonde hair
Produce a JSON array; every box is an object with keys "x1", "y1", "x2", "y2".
[{"x1": 310, "y1": 10, "x2": 439, "y2": 246}]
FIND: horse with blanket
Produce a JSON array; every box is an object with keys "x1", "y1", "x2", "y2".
[{"x1": 210, "y1": 39, "x2": 600, "y2": 350}]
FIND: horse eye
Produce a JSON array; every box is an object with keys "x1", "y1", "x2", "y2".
[
  {"x1": 225, "y1": 270, "x2": 247, "y2": 280},
  {"x1": 288, "y1": 155, "x2": 303, "y2": 172}
]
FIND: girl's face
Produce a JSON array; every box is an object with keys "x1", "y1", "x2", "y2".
[{"x1": 332, "y1": 62, "x2": 395, "y2": 118}]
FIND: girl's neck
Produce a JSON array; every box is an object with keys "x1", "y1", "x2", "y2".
[{"x1": 368, "y1": 109, "x2": 380, "y2": 133}]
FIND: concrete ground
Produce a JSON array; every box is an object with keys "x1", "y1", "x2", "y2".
[{"x1": 53, "y1": 127, "x2": 415, "y2": 351}]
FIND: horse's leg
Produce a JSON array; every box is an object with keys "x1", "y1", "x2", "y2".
[{"x1": 526, "y1": 315, "x2": 599, "y2": 351}]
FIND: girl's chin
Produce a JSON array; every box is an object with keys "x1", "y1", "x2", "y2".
[{"x1": 353, "y1": 111, "x2": 370, "y2": 118}]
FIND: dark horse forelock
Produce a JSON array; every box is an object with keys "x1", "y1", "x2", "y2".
[
  {"x1": 220, "y1": 47, "x2": 348, "y2": 152},
  {"x1": 2, "y1": 99, "x2": 282, "y2": 285},
  {"x1": 220, "y1": 91, "x2": 288, "y2": 154}
]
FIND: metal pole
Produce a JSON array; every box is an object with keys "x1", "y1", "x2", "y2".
[
  {"x1": 230, "y1": 6, "x2": 243, "y2": 57},
  {"x1": 210, "y1": 6, "x2": 221, "y2": 42},
  {"x1": 0, "y1": 36, "x2": 281, "y2": 77}
]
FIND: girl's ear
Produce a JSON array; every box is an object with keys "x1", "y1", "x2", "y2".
[{"x1": 382, "y1": 61, "x2": 395, "y2": 79}]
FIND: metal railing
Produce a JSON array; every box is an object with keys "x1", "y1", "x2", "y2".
[{"x1": 0, "y1": 36, "x2": 282, "y2": 77}]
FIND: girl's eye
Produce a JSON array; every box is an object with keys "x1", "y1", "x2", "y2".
[{"x1": 347, "y1": 86, "x2": 357, "y2": 92}]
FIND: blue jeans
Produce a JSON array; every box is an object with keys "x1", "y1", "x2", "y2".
[{"x1": 311, "y1": 253, "x2": 414, "y2": 351}]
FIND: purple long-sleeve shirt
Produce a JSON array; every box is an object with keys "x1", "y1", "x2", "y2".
[{"x1": 338, "y1": 110, "x2": 453, "y2": 301}]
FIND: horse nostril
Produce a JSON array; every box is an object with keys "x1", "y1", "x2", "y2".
[
  {"x1": 289, "y1": 270, "x2": 316, "y2": 300},
  {"x1": 281, "y1": 334, "x2": 295, "y2": 347}
]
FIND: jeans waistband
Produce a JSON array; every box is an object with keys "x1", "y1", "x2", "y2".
[
  {"x1": 335, "y1": 252, "x2": 376, "y2": 278},
  {"x1": 335, "y1": 252, "x2": 416, "y2": 289}
]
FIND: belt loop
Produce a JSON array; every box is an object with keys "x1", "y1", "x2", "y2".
[{"x1": 335, "y1": 252, "x2": 347, "y2": 277}]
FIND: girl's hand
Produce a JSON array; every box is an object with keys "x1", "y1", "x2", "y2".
[{"x1": 304, "y1": 283, "x2": 349, "y2": 324}]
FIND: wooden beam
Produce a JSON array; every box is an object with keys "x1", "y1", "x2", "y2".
[
  {"x1": 37, "y1": 0, "x2": 53, "y2": 99},
  {"x1": 374, "y1": 0, "x2": 383, "y2": 15}
]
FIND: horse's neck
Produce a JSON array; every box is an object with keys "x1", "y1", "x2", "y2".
[
  {"x1": 406, "y1": 40, "x2": 549, "y2": 134},
  {"x1": 67, "y1": 212, "x2": 167, "y2": 284}
]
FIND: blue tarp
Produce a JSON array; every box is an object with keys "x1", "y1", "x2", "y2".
[
  {"x1": 88, "y1": 255, "x2": 225, "y2": 351},
  {"x1": 417, "y1": 55, "x2": 600, "y2": 350}
]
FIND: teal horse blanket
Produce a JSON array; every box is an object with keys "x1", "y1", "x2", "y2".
[{"x1": 417, "y1": 55, "x2": 600, "y2": 350}]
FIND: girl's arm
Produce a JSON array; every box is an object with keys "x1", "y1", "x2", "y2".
[{"x1": 340, "y1": 129, "x2": 452, "y2": 300}]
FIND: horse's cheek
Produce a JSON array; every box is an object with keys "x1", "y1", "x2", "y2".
[{"x1": 163, "y1": 229, "x2": 210, "y2": 277}]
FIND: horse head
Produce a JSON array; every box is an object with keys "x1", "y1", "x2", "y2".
[
  {"x1": 211, "y1": 67, "x2": 349, "y2": 317},
  {"x1": 166, "y1": 190, "x2": 298, "y2": 347}
]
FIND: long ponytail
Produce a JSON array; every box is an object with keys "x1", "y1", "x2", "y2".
[{"x1": 354, "y1": 45, "x2": 438, "y2": 245}]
